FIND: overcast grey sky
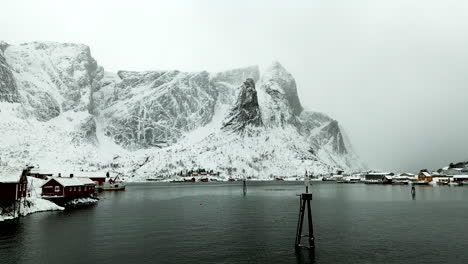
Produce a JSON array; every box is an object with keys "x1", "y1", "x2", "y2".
[{"x1": 1, "y1": 0, "x2": 467, "y2": 173}]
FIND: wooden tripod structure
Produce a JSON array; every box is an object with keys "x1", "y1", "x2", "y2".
[{"x1": 295, "y1": 192, "x2": 315, "y2": 249}]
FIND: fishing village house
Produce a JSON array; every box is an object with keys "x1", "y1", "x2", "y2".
[
  {"x1": 418, "y1": 171, "x2": 433, "y2": 182},
  {"x1": 452, "y1": 175, "x2": 468, "y2": 183},
  {"x1": 41, "y1": 174, "x2": 96, "y2": 198},
  {"x1": 393, "y1": 173, "x2": 417, "y2": 182},
  {"x1": 0, "y1": 167, "x2": 28, "y2": 201},
  {"x1": 399, "y1": 173, "x2": 416, "y2": 178},
  {"x1": 365, "y1": 172, "x2": 393, "y2": 182},
  {"x1": 418, "y1": 171, "x2": 455, "y2": 183}
]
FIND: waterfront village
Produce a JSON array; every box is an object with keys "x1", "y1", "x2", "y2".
[
  {"x1": 1, "y1": 161, "x2": 468, "y2": 221},
  {"x1": 325, "y1": 161, "x2": 468, "y2": 186}
]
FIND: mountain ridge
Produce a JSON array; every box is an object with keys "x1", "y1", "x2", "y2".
[{"x1": 0, "y1": 41, "x2": 366, "y2": 178}]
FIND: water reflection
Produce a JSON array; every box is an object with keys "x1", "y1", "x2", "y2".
[
  {"x1": 295, "y1": 247, "x2": 315, "y2": 264},
  {"x1": 3, "y1": 182, "x2": 468, "y2": 264},
  {"x1": 0, "y1": 219, "x2": 24, "y2": 263}
]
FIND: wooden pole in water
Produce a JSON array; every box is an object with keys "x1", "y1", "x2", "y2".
[{"x1": 243, "y1": 179, "x2": 247, "y2": 195}]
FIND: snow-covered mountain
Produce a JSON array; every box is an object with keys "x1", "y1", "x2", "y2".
[{"x1": 0, "y1": 41, "x2": 365, "y2": 179}]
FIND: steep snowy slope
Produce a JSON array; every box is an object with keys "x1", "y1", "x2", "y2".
[
  {"x1": 0, "y1": 41, "x2": 365, "y2": 179},
  {"x1": 0, "y1": 42, "x2": 20, "y2": 103},
  {"x1": 3, "y1": 41, "x2": 103, "y2": 120}
]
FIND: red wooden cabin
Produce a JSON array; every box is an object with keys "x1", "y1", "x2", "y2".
[
  {"x1": 0, "y1": 167, "x2": 28, "y2": 201},
  {"x1": 41, "y1": 176, "x2": 96, "y2": 198},
  {"x1": 88, "y1": 176, "x2": 106, "y2": 189}
]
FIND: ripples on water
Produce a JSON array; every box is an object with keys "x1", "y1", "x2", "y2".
[{"x1": 1, "y1": 182, "x2": 468, "y2": 264}]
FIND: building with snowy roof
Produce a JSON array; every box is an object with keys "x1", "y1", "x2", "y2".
[
  {"x1": 41, "y1": 175, "x2": 96, "y2": 198},
  {"x1": 452, "y1": 175, "x2": 468, "y2": 183},
  {"x1": 365, "y1": 172, "x2": 393, "y2": 181},
  {"x1": 418, "y1": 171, "x2": 432, "y2": 182},
  {"x1": 0, "y1": 167, "x2": 28, "y2": 201}
]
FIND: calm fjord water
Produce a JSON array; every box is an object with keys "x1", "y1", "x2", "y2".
[{"x1": 1, "y1": 182, "x2": 468, "y2": 264}]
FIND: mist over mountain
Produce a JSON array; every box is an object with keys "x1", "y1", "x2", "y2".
[{"x1": 0, "y1": 41, "x2": 365, "y2": 179}]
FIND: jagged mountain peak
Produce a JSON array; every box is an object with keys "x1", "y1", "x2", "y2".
[
  {"x1": 19, "y1": 41, "x2": 91, "y2": 50},
  {"x1": 0, "y1": 41, "x2": 9, "y2": 53},
  {"x1": 211, "y1": 65, "x2": 260, "y2": 83},
  {"x1": 222, "y1": 78, "x2": 263, "y2": 135},
  {"x1": 263, "y1": 61, "x2": 294, "y2": 85},
  {"x1": 258, "y1": 62, "x2": 303, "y2": 128},
  {"x1": 261, "y1": 61, "x2": 303, "y2": 116}
]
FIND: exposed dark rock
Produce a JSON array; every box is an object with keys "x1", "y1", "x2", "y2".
[{"x1": 222, "y1": 78, "x2": 263, "y2": 134}]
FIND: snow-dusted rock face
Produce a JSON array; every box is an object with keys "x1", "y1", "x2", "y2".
[
  {"x1": 0, "y1": 41, "x2": 365, "y2": 178},
  {"x1": 299, "y1": 111, "x2": 346, "y2": 154},
  {"x1": 211, "y1": 65, "x2": 260, "y2": 104},
  {"x1": 259, "y1": 62, "x2": 303, "y2": 128},
  {"x1": 96, "y1": 70, "x2": 218, "y2": 148},
  {"x1": 3, "y1": 42, "x2": 103, "y2": 120},
  {"x1": 0, "y1": 43, "x2": 20, "y2": 103},
  {"x1": 93, "y1": 66, "x2": 260, "y2": 148},
  {"x1": 222, "y1": 78, "x2": 263, "y2": 134}
]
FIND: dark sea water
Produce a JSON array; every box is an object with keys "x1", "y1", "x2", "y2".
[{"x1": 1, "y1": 181, "x2": 468, "y2": 264}]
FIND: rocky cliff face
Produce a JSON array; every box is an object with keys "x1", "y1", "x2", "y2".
[
  {"x1": 92, "y1": 66, "x2": 260, "y2": 148},
  {"x1": 0, "y1": 42, "x2": 20, "y2": 103},
  {"x1": 0, "y1": 41, "x2": 364, "y2": 177},
  {"x1": 95, "y1": 70, "x2": 218, "y2": 148},
  {"x1": 299, "y1": 111, "x2": 347, "y2": 155},
  {"x1": 3, "y1": 41, "x2": 103, "y2": 120},
  {"x1": 222, "y1": 78, "x2": 263, "y2": 134},
  {"x1": 258, "y1": 62, "x2": 303, "y2": 128}
]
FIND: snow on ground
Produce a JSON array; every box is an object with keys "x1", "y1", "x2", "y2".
[
  {"x1": 65, "y1": 197, "x2": 98, "y2": 207},
  {"x1": 177, "y1": 103, "x2": 230, "y2": 145},
  {"x1": 0, "y1": 177, "x2": 64, "y2": 222}
]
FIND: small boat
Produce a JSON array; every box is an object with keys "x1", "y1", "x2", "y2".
[
  {"x1": 275, "y1": 177, "x2": 284, "y2": 181},
  {"x1": 184, "y1": 177, "x2": 196, "y2": 182},
  {"x1": 228, "y1": 178, "x2": 236, "y2": 182},
  {"x1": 344, "y1": 180, "x2": 360, "y2": 184},
  {"x1": 449, "y1": 182, "x2": 462, "y2": 186},
  {"x1": 199, "y1": 178, "x2": 209, "y2": 182},
  {"x1": 103, "y1": 174, "x2": 126, "y2": 191},
  {"x1": 322, "y1": 177, "x2": 335, "y2": 181},
  {"x1": 103, "y1": 182, "x2": 126, "y2": 191},
  {"x1": 436, "y1": 181, "x2": 449, "y2": 186}
]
